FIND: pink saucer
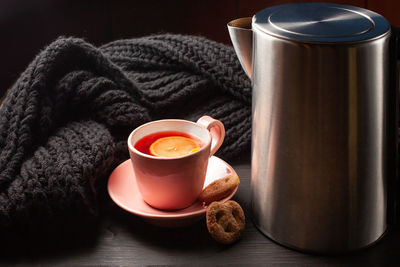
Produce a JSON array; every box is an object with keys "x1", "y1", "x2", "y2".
[{"x1": 108, "y1": 156, "x2": 238, "y2": 227}]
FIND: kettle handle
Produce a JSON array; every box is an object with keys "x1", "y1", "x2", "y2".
[{"x1": 388, "y1": 26, "x2": 400, "y2": 225}]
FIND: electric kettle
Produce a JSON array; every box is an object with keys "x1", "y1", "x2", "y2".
[{"x1": 228, "y1": 2, "x2": 399, "y2": 253}]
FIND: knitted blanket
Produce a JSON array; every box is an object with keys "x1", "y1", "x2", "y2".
[{"x1": 0, "y1": 35, "x2": 251, "y2": 232}]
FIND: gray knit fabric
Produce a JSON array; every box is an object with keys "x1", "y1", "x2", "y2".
[{"x1": 0, "y1": 35, "x2": 251, "y2": 229}]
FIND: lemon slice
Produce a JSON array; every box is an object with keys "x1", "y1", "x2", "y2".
[{"x1": 149, "y1": 136, "x2": 200, "y2": 157}]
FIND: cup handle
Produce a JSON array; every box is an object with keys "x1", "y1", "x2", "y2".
[{"x1": 197, "y1": 116, "x2": 225, "y2": 156}]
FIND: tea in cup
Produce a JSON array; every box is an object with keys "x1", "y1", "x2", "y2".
[{"x1": 127, "y1": 116, "x2": 225, "y2": 210}]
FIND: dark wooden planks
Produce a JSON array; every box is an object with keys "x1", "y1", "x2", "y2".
[{"x1": 1, "y1": 153, "x2": 400, "y2": 266}]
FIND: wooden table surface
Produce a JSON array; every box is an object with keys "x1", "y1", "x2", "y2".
[{"x1": 1, "y1": 153, "x2": 399, "y2": 266}]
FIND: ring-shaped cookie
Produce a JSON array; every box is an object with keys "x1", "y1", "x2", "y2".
[
  {"x1": 199, "y1": 174, "x2": 240, "y2": 205},
  {"x1": 206, "y1": 200, "x2": 245, "y2": 244}
]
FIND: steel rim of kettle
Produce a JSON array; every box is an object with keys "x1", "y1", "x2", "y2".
[{"x1": 253, "y1": 2, "x2": 391, "y2": 44}]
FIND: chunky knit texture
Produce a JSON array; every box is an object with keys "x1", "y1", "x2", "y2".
[{"x1": 0, "y1": 35, "x2": 251, "y2": 229}]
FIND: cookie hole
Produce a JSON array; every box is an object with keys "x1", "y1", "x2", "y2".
[{"x1": 216, "y1": 210, "x2": 225, "y2": 221}]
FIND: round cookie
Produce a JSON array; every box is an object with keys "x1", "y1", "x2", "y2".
[
  {"x1": 206, "y1": 200, "x2": 245, "y2": 244},
  {"x1": 199, "y1": 174, "x2": 240, "y2": 205}
]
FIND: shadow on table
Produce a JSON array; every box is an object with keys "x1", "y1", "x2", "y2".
[
  {"x1": 0, "y1": 212, "x2": 101, "y2": 262},
  {"x1": 103, "y1": 197, "x2": 237, "y2": 253}
]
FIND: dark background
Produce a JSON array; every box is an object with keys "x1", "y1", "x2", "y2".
[{"x1": 0, "y1": 0, "x2": 398, "y2": 99}]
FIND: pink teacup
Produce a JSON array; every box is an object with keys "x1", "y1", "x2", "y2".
[{"x1": 127, "y1": 116, "x2": 225, "y2": 210}]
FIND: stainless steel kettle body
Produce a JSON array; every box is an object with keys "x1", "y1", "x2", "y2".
[{"x1": 228, "y1": 3, "x2": 393, "y2": 253}]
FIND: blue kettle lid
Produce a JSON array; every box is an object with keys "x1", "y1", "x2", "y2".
[{"x1": 254, "y1": 2, "x2": 390, "y2": 43}]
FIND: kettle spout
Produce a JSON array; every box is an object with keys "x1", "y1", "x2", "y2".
[{"x1": 228, "y1": 17, "x2": 253, "y2": 79}]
